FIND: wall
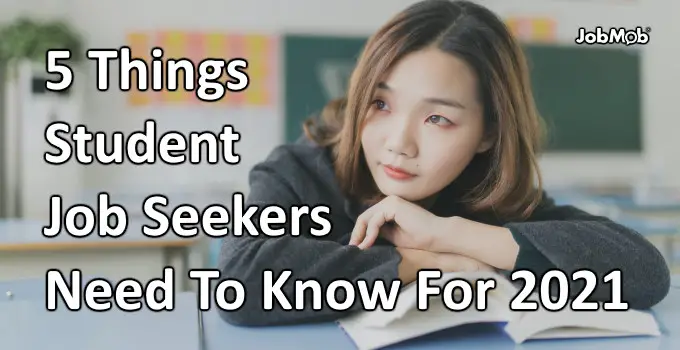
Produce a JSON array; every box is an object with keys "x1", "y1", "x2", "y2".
[{"x1": 2, "y1": 0, "x2": 679, "y2": 200}]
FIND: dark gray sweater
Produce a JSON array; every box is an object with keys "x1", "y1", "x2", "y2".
[{"x1": 217, "y1": 137, "x2": 671, "y2": 326}]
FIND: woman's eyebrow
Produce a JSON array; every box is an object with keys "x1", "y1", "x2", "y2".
[
  {"x1": 377, "y1": 82, "x2": 466, "y2": 109},
  {"x1": 423, "y1": 97, "x2": 466, "y2": 109}
]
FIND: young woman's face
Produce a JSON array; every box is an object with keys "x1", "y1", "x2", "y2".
[{"x1": 361, "y1": 47, "x2": 492, "y2": 203}]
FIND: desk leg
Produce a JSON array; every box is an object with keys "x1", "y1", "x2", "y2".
[
  {"x1": 163, "y1": 247, "x2": 190, "y2": 292},
  {"x1": 180, "y1": 247, "x2": 189, "y2": 291},
  {"x1": 670, "y1": 237, "x2": 680, "y2": 274},
  {"x1": 667, "y1": 237, "x2": 675, "y2": 270}
]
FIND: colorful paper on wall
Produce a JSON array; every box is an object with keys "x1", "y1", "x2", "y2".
[
  {"x1": 125, "y1": 31, "x2": 278, "y2": 107},
  {"x1": 505, "y1": 17, "x2": 556, "y2": 43},
  {"x1": 126, "y1": 32, "x2": 153, "y2": 106}
]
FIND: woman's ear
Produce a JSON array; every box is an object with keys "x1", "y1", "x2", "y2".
[{"x1": 476, "y1": 131, "x2": 495, "y2": 153}]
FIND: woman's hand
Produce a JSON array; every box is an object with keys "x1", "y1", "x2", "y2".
[
  {"x1": 396, "y1": 247, "x2": 495, "y2": 284},
  {"x1": 348, "y1": 195, "x2": 446, "y2": 250},
  {"x1": 348, "y1": 195, "x2": 520, "y2": 271}
]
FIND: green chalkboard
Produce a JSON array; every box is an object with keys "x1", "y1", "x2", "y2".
[
  {"x1": 283, "y1": 35, "x2": 367, "y2": 143},
  {"x1": 525, "y1": 45, "x2": 641, "y2": 151},
  {"x1": 283, "y1": 35, "x2": 642, "y2": 152}
]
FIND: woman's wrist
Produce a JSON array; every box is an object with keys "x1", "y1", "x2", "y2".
[
  {"x1": 428, "y1": 216, "x2": 465, "y2": 253},
  {"x1": 395, "y1": 247, "x2": 435, "y2": 284},
  {"x1": 439, "y1": 216, "x2": 519, "y2": 270}
]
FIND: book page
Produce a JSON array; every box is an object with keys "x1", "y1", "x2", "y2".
[
  {"x1": 339, "y1": 295, "x2": 510, "y2": 350},
  {"x1": 337, "y1": 271, "x2": 519, "y2": 350},
  {"x1": 504, "y1": 302, "x2": 661, "y2": 344}
]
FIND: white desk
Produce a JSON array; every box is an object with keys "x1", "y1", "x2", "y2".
[
  {"x1": 0, "y1": 292, "x2": 200, "y2": 350},
  {"x1": 550, "y1": 189, "x2": 680, "y2": 221},
  {"x1": 0, "y1": 219, "x2": 203, "y2": 291}
]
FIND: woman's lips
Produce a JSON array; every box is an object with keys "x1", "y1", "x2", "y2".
[{"x1": 382, "y1": 164, "x2": 415, "y2": 180}]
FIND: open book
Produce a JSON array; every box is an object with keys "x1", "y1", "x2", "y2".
[{"x1": 337, "y1": 271, "x2": 660, "y2": 350}]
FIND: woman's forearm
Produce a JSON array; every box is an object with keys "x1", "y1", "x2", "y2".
[{"x1": 436, "y1": 216, "x2": 519, "y2": 270}]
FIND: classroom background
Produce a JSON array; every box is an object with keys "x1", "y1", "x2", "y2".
[{"x1": 0, "y1": 0, "x2": 679, "y2": 287}]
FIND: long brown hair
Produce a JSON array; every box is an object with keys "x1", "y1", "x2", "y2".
[{"x1": 303, "y1": 0, "x2": 546, "y2": 221}]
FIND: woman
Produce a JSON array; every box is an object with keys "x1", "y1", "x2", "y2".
[{"x1": 218, "y1": 0, "x2": 670, "y2": 326}]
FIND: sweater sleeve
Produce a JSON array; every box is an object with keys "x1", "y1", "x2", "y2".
[
  {"x1": 504, "y1": 192, "x2": 671, "y2": 310},
  {"x1": 216, "y1": 152, "x2": 402, "y2": 326}
]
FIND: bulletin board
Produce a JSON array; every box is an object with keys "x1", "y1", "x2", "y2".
[
  {"x1": 125, "y1": 31, "x2": 279, "y2": 108},
  {"x1": 283, "y1": 34, "x2": 642, "y2": 152}
]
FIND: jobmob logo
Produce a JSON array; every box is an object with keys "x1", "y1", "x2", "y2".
[{"x1": 575, "y1": 26, "x2": 650, "y2": 46}]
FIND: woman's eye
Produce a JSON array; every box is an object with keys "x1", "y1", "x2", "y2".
[
  {"x1": 373, "y1": 99, "x2": 388, "y2": 110},
  {"x1": 426, "y1": 115, "x2": 452, "y2": 125}
]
